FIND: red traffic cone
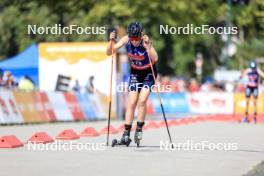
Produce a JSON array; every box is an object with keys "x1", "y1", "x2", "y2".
[
  {"x1": 100, "y1": 125, "x2": 118, "y2": 134},
  {"x1": 169, "y1": 119, "x2": 179, "y2": 126},
  {"x1": 56, "y1": 129, "x2": 80, "y2": 140},
  {"x1": 145, "y1": 120, "x2": 159, "y2": 129},
  {"x1": 0, "y1": 135, "x2": 24, "y2": 148},
  {"x1": 27, "y1": 132, "x2": 54, "y2": 144},
  {"x1": 159, "y1": 121, "x2": 172, "y2": 127},
  {"x1": 80, "y1": 127, "x2": 100, "y2": 137}
]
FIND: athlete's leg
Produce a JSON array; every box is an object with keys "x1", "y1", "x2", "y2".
[
  {"x1": 115, "y1": 91, "x2": 139, "y2": 145},
  {"x1": 246, "y1": 97, "x2": 249, "y2": 118},
  {"x1": 125, "y1": 73, "x2": 141, "y2": 126},
  {"x1": 116, "y1": 74, "x2": 140, "y2": 145},
  {"x1": 244, "y1": 87, "x2": 251, "y2": 122},
  {"x1": 125, "y1": 91, "x2": 139, "y2": 125},
  {"x1": 137, "y1": 87, "x2": 151, "y2": 122},
  {"x1": 133, "y1": 87, "x2": 151, "y2": 145},
  {"x1": 137, "y1": 72, "x2": 156, "y2": 123},
  {"x1": 253, "y1": 97, "x2": 257, "y2": 123},
  {"x1": 134, "y1": 72, "x2": 154, "y2": 145},
  {"x1": 253, "y1": 88, "x2": 258, "y2": 123}
]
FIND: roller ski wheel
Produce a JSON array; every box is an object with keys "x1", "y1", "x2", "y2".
[
  {"x1": 111, "y1": 139, "x2": 118, "y2": 147},
  {"x1": 136, "y1": 140, "x2": 140, "y2": 147},
  {"x1": 134, "y1": 130, "x2": 142, "y2": 148},
  {"x1": 111, "y1": 136, "x2": 131, "y2": 147}
]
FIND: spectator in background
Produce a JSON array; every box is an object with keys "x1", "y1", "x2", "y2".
[
  {"x1": 225, "y1": 81, "x2": 235, "y2": 93},
  {"x1": 195, "y1": 53, "x2": 204, "y2": 83},
  {"x1": 4, "y1": 71, "x2": 16, "y2": 89},
  {"x1": 177, "y1": 78, "x2": 187, "y2": 92},
  {"x1": 0, "y1": 69, "x2": 5, "y2": 87},
  {"x1": 213, "y1": 81, "x2": 225, "y2": 92},
  {"x1": 159, "y1": 75, "x2": 171, "y2": 92},
  {"x1": 18, "y1": 75, "x2": 34, "y2": 91},
  {"x1": 171, "y1": 78, "x2": 179, "y2": 92},
  {"x1": 160, "y1": 76, "x2": 170, "y2": 87},
  {"x1": 235, "y1": 81, "x2": 245, "y2": 92},
  {"x1": 200, "y1": 81, "x2": 213, "y2": 92},
  {"x1": 189, "y1": 78, "x2": 199, "y2": 92},
  {"x1": 85, "y1": 76, "x2": 96, "y2": 94},
  {"x1": 72, "y1": 79, "x2": 81, "y2": 92}
]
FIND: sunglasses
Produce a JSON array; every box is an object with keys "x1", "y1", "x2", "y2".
[{"x1": 129, "y1": 37, "x2": 141, "y2": 41}]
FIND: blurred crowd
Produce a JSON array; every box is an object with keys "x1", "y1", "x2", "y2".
[
  {"x1": 157, "y1": 75, "x2": 264, "y2": 93},
  {"x1": 0, "y1": 69, "x2": 35, "y2": 91},
  {"x1": 2, "y1": 69, "x2": 264, "y2": 94},
  {"x1": 71, "y1": 76, "x2": 97, "y2": 94}
]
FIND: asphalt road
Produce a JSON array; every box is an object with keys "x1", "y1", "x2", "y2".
[{"x1": 0, "y1": 120, "x2": 263, "y2": 176}]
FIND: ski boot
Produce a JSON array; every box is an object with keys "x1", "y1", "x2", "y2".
[
  {"x1": 112, "y1": 129, "x2": 131, "y2": 147},
  {"x1": 243, "y1": 116, "x2": 249, "y2": 123},
  {"x1": 253, "y1": 112, "x2": 257, "y2": 124}
]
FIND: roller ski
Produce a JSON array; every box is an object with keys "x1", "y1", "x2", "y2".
[
  {"x1": 112, "y1": 125, "x2": 132, "y2": 147},
  {"x1": 134, "y1": 121, "x2": 145, "y2": 147},
  {"x1": 134, "y1": 128, "x2": 142, "y2": 147},
  {"x1": 253, "y1": 112, "x2": 257, "y2": 124},
  {"x1": 111, "y1": 136, "x2": 131, "y2": 147},
  {"x1": 243, "y1": 116, "x2": 249, "y2": 123},
  {"x1": 242, "y1": 109, "x2": 249, "y2": 123}
]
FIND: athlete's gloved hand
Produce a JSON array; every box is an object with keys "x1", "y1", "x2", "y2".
[
  {"x1": 109, "y1": 31, "x2": 116, "y2": 41},
  {"x1": 143, "y1": 35, "x2": 151, "y2": 49}
]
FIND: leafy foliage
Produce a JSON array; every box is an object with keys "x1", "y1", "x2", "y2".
[{"x1": 0, "y1": 0, "x2": 263, "y2": 76}]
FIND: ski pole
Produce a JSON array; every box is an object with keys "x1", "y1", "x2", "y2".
[
  {"x1": 106, "y1": 43, "x2": 114, "y2": 146},
  {"x1": 145, "y1": 43, "x2": 174, "y2": 148}
]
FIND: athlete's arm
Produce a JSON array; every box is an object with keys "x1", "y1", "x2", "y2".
[
  {"x1": 106, "y1": 32, "x2": 128, "y2": 55},
  {"x1": 147, "y1": 45, "x2": 158, "y2": 63},
  {"x1": 257, "y1": 68, "x2": 264, "y2": 78},
  {"x1": 143, "y1": 35, "x2": 158, "y2": 62},
  {"x1": 241, "y1": 69, "x2": 249, "y2": 77}
]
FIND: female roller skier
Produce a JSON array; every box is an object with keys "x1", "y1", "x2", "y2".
[
  {"x1": 106, "y1": 22, "x2": 158, "y2": 146},
  {"x1": 242, "y1": 60, "x2": 264, "y2": 123}
]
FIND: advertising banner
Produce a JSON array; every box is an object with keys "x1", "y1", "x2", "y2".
[
  {"x1": 148, "y1": 93, "x2": 189, "y2": 114},
  {"x1": 47, "y1": 92, "x2": 74, "y2": 121},
  {"x1": 63, "y1": 92, "x2": 85, "y2": 120},
  {"x1": 187, "y1": 92, "x2": 233, "y2": 114},
  {"x1": 13, "y1": 91, "x2": 42, "y2": 123},
  {"x1": 0, "y1": 90, "x2": 23, "y2": 124}
]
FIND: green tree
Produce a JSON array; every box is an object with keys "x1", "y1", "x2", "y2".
[{"x1": 0, "y1": 0, "x2": 263, "y2": 77}]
